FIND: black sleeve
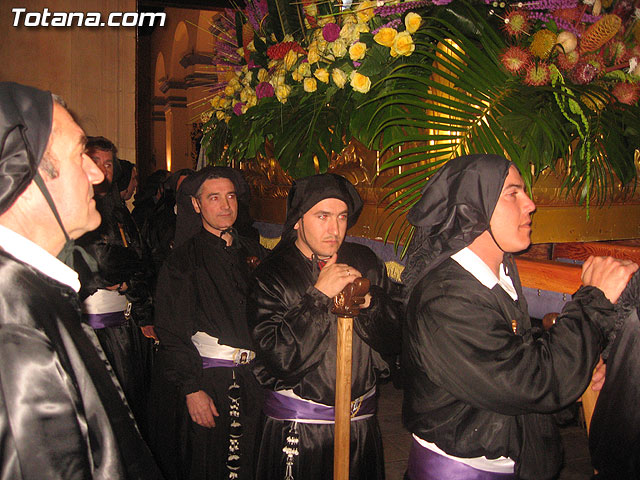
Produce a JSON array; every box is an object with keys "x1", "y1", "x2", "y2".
[
  {"x1": 406, "y1": 280, "x2": 614, "y2": 416},
  {"x1": 154, "y1": 259, "x2": 203, "y2": 397}
]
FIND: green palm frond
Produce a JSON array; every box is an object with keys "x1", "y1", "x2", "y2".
[{"x1": 364, "y1": 1, "x2": 639, "y2": 249}]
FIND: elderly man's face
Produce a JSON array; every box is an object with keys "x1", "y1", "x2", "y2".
[
  {"x1": 489, "y1": 165, "x2": 536, "y2": 253},
  {"x1": 43, "y1": 103, "x2": 104, "y2": 239},
  {"x1": 191, "y1": 177, "x2": 238, "y2": 234},
  {"x1": 294, "y1": 198, "x2": 348, "y2": 259}
]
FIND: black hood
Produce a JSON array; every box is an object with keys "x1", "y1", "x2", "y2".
[
  {"x1": 401, "y1": 154, "x2": 512, "y2": 294},
  {"x1": 277, "y1": 173, "x2": 363, "y2": 249},
  {"x1": 0, "y1": 82, "x2": 53, "y2": 215}
]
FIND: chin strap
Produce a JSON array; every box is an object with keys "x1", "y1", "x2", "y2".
[
  {"x1": 487, "y1": 225, "x2": 506, "y2": 253},
  {"x1": 33, "y1": 170, "x2": 98, "y2": 272}
]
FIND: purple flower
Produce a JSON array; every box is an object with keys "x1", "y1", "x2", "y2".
[
  {"x1": 233, "y1": 102, "x2": 245, "y2": 116},
  {"x1": 256, "y1": 82, "x2": 274, "y2": 99},
  {"x1": 323, "y1": 23, "x2": 340, "y2": 42}
]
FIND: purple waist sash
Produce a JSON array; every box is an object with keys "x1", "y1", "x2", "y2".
[
  {"x1": 263, "y1": 389, "x2": 376, "y2": 423},
  {"x1": 201, "y1": 356, "x2": 253, "y2": 368},
  {"x1": 407, "y1": 438, "x2": 516, "y2": 480},
  {"x1": 84, "y1": 311, "x2": 127, "y2": 329}
]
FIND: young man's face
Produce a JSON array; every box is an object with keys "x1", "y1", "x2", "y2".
[
  {"x1": 295, "y1": 198, "x2": 348, "y2": 259},
  {"x1": 191, "y1": 177, "x2": 238, "y2": 234},
  {"x1": 42, "y1": 103, "x2": 104, "y2": 240},
  {"x1": 489, "y1": 165, "x2": 536, "y2": 253}
]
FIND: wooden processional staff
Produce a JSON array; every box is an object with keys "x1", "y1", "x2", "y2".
[{"x1": 332, "y1": 277, "x2": 371, "y2": 480}]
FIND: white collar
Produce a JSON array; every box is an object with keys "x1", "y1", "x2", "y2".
[
  {"x1": 451, "y1": 247, "x2": 517, "y2": 301},
  {"x1": 0, "y1": 224, "x2": 80, "y2": 292}
]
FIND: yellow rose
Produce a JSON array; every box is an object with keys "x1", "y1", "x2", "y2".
[
  {"x1": 201, "y1": 110, "x2": 212, "y2": 122},
  {"x1": 405, "y1": 12, "x2": 422, "y2": 34},
  {"x1": 332, "y1": 68, "x2": 347, "y2": 89},
  {"x1": 224, "y1": 114, "x2": 231, "y2": 123},
  {"x1": 291, "y1": 70, "x2": 302, "y2": 82},
  {"x1": 270, "y1": 74, "x2": 286, "y2": 88},
  {"x1": 356, "y1": 1, "x2": 376, "y2": 23},
  {"x1": 374, "y1": 28, "x2": 397, "y2": 48},
  {"x1": 342, "y1": 14, "x2": 357, "y2": 25},
  {"x1": 210, "y1": 95, "x2": 221, "y2": 108},
  {"x1": 224, "y1": 85, "x2": 235, "y2": 97},
  {"x1": 314, "y1": 67, "x2": 330, "y2": 83},
  {"x1": 308, "y1": 43, "x2": 320, "y2": 64},
  {"x1": 246, "y1": 94, "x2": 257, "y2": 107},
  {"x1": 340, "y1": 23, "x2": 356, "y2": 43},
  {"x1": 220, "y1": 98, "x2": 231, "y2": 109},
  {"x1": 241, "y1": 71, "x2": 253, "y2": 85},
  {"x1": 298, "y1": 62, "x2": 311, "y2": 77},
  {"x1": 303, "y1": 77, "x2": 318, "y2": 93},
  {"x1": 350, "y1": 71, "x2": 371, "y2": 93},
  {"x1": 317, "y1": 16, "x2": 332, "y2": 27},
  {"x1": 355, "y1": 23, "x2": 370, "y2": 35},
  {"x1": 284, "y1": 49, "x2": 299, "y2": 71},
  {"x1": 257, "y1": 68, "x2": 269, "y2": 82},
  {"x1": 241, "y1": 104, "x2": 249, "y2": 114},
  {"x1": 391, "y1": 31, "x2": 415, "y2": 57},
  {"x1": 228, "y1": 78, "x2": 241, "y2": 90},
  {"x1": 240, "y1": 87, "x2": 254, "y2": 102},
  {"x1": 349, "y1": 42, "x2": 367, "y2": 61},
  {"x1": 216, "y1": 110, "x2": 226, "y2": 121},
  {"x1": 275, "y1": 84, "x2": 291, "y2": 103},
  {"x1": 331, "y1": 39, "x2": 348, "y2": 58}
]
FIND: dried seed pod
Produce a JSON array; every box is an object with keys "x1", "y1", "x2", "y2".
[{"x1": 580, "y1": 14, "x2": 622, "y2": 54}]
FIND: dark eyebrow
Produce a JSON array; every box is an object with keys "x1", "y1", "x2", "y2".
[{"x1": 503, "y1": 182, "x2": 525, "y2": 191}]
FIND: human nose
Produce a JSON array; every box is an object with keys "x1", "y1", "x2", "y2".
[
  {"x1": 83, "y1": 153, "x2": 104, "y2": 185},
  {"x1": 327, "y1": 217, "x2": 339, "y2": 235},
  {"x1": 523, "y1": 195, "x2": 536, "y2": 214}
]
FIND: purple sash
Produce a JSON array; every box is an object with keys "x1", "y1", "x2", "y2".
[
  {"x1": 407, "y1": 438, "x2": 516, "y2": 480},
  {"x1": 263, "y1": 389, "x2": 376, "y2": 422},
  {"x1": 202, "y1": 356, "x2": 248, "y2": 368},
  {"x1": 84, "y1": 311, "x2": 127, "y2": 329}
]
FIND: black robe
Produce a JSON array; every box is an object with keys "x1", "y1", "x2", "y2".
[
  {"x1": 249, "y1": 241, "x2": 402, "y2": 480},
  {"x1": 589, "y1": 270, "x2": 640, "y2": 479},
  {"x1": 76, "y1": 191, "x2": 154, "y2": 429},
  {"x1": 152, "y1": 228, "x2": 266, "y2": 480},
  {"x1": 403, "y1": 256, "x2": 616, "y2": 480},
  {"x1": 0, "y1": 251, "x2": 162, "y2": 479}
]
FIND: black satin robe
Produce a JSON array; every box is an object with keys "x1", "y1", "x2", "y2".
[
  {"x1": 403, "y1": 256, "x2": 615, "y2": 480},
  {"x1": 589, "y1": 270, "x2": 640, "y2": 479},
  {"x1": 0, "y1": 251, "x2": 162, "y2": 479},
  {"x1": 151, "y1": 228, "x2": 266, "y2": 480},
  {"x1": 249, "y1": 241, "x2": 402, "y2": 480}
]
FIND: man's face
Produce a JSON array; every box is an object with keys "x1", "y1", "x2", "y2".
[
  {"x1": 489, "y1": 165, "x2": 536, "y2": 253},
  {"x1": 191, "y1": 177, "x2": 238, "y2": 234},
  {"x1": 89, "y1": 149, "x2": 114, "y2": 184},
  {"x1": 294, "y1": 198, "x2": 348, "y2": 259},
  {"x1": 43, "y1": 103, "x2": 104, "y2": 240}
]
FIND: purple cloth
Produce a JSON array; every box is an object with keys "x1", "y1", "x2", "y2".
[
  {"x1": 84, "y1": 311, "x2": 127, "y2": 329},
  {"x1": 407, "y1": 438, "x2": 516, "y2": 480},
  {"x1": 263, "y1": 389, "x2": 376, "y2": 422},
  {"x1": 201, "y1": 357, "x2": 238, "y2": 368}
]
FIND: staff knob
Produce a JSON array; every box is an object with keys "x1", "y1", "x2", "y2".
[{"x1": 332, "y1": 277, "x2": 370, "y2": 317}]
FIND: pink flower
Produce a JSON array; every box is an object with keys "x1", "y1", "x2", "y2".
[
  {"x1": 323, "y1": 23, "x2": 340, "y2": 42},
  {"x1": 256, "y1": 82, "x2": 275, "y2": 99},
  {"x1": 233, "y1": 102, "x2": 245, "y2": 116}
]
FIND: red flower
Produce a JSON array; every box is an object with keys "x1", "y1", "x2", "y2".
[
  {"x1": 267, "y1": 41, "x2": 306, "y2": 60},
  {"x1": 523, "y1": 62, "x2": 551, "y2": 86},
  {"x1": 500, "y1": 46, "x2": 531, "y2": 74},
  {"x1": 612, "y1": 82, "x2": 640, "y2": 105}
]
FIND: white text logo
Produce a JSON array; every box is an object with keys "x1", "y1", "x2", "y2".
[{"x1": 12, "y1": 8, "x2": 166, "y2": 27}]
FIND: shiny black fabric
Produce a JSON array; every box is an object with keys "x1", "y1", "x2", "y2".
[
  {"x1": 403, "y1": 257, "x2": 616, "y2": 480},
  {"x1": 151, "y1": 228, "x2": 267, "y2": 480},
  {"x1": 590, "y1": 271, "x2": 640, "y2": 479},
  {"x1": 402, "y1": 154, "x2": 511, "y2": 294},
  {"x1": 249, "y1": 241, "x2": 401, "y2": 478},
  {"x1": 76, "y1": 189, "x2": 154, "y2": 428},
  {"x1": 257, "y1": 415, "x2": 384, "y2": 480},
  {"x1": 0, "y1": 251, "x2": 162, "y2": 479},
  {"x1": 0, "y1": 82, "x2": 52, "y2": 215}
]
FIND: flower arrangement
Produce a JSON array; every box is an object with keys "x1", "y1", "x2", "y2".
[{"x1": 200, "y1": 0, "x2": 640, "y2": 237}]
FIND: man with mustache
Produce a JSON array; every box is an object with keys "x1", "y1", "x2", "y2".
[
  {"x1": 249, "y1": 173, "x2": 402, "y2": 480},
  {"x1": 401, "y1": 154, "x2": 638, "y2": 480}
]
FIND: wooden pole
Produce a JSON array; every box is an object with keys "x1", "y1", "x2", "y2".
[
  {"x1": 332, "y1": 277, "x2": 370, "y2": 480},
  {"x1": 334, "y1": 315, "x2": 353, "y2": 480}
]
